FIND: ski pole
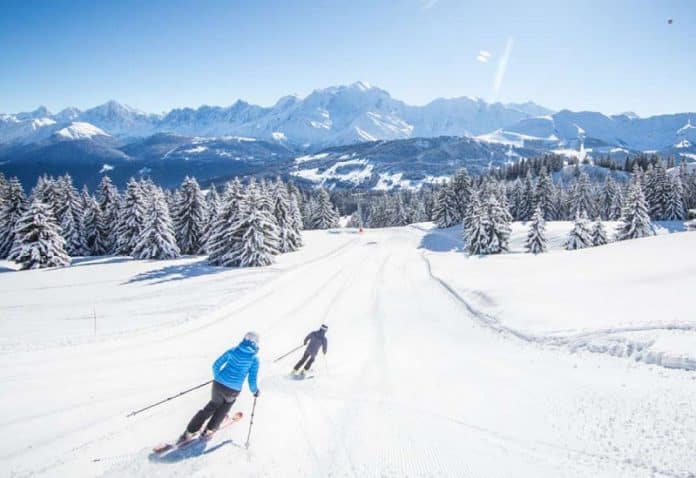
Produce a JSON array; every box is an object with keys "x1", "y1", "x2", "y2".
[
  {"x1": 272, "y1": 344, "x2": 304, "y2": 363},
  {"x1": 126, "y1": 380, "x2": 212, "y2": 417},
  {"x1": 245, "y1": 396, "x2": 258, "y2": 449}
]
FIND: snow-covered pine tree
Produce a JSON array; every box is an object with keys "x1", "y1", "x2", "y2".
[
  {"x1": 525, "y1": 206, "x2": 547, "y2": 254},
  {"x1": 0, "y1": 178, "x2": 28, "y2": 258},
  {"x1": 58, "y1": 176, "x2": 89, "y2": 256},
  {"x1": 591, "y1": 217, "x2": 608, "y2": 246},
  {"x1": 211, "y1": 188, "x2": 280, "y2": 267},
  {"x1": 534, "y1": 167, "x2": 556, "y2": 220},
  {"x1": 451, "y1": 168, "x2": 473, "y2": 219},
  {"x1": 256, "y1": 178, "x2": 274, "y2": 212},
  {"x1": 113, "y1": 178, "x2": 147, "y2": 255},
  {"x1": 519, "y1": 171, "x2": 536, "y2": 221},
  {"x1": 569, "y1": 171, "x2": 595, "y2": 218},
  {"x1": 484, "y1": 193, "x2": 512, "y2": 254},
  {"x1": 9, "y1": 198, "x2": 70, "y2": 269},
  {"x1": 508, "y1": 179, "x2": 524, "y2": 220},
  {"x1": 367, "y1": 196, "x2": 388, "y2": 228},
  {"x1": 199, "y1": 185, "x2": 222, "y2": 254},
  {"x1": 615, "y1": 178, "x2": 654, "y2": 241},
  {"x1": 272, "y1": 179, "x2": 302, "y2": 252},
  {"x1": 172, "y1": 177, "x2": 207, "y2": 255},
  {"x1": 600, "y1": 176, "x2": 623, "y2": 220},
  {"x1": 207, "y1": 179, "x2": 246, "y2": 265},
  {"x1": 302, "y1": 196, "x2": 317, "y2": 230},
  {"x1": 464, "y1": 192, "x2": 488, "y2": 255},
  {"x1": 83, "y1": 194, "x2": 111, "y2": 255},
  {"x1": 432, "y1": 184, "x2": 459, "y2": 228},
  {"x1": 645, "y1": 162, "x2": 669, "y2": 220},
  {"x1": 289, "y1": 192, "x2": 304, "y2": 238},
  {"x1": 132, "y1": 189, "x2": 180, "y2": 260},
  {"x1": 565, "y1": 210, "x2": 593, "y2": 250},
  {"x1": 97, "y1": 176, "x2": 120, "y2": 253},
  {"x1": 391, "y1": 193, "x2": 409, "y2": 226},
  {"x1": 32, "y1": 176, "x2": 63, "y2": 220},
  {"x1": 663, "y1": 174, "x2": 686, "y2": 221},
  {"x1": 312, "y1": 188, "x2": 339, "y2": 229}
]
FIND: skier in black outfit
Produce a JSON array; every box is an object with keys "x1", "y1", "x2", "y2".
[{"x1": 293, "y1": 324, "x2": 328, "y2": 374}]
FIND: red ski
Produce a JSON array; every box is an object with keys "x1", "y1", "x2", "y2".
[{"x1": 152, "y1": 411, "x2": 243, "y2": 455}]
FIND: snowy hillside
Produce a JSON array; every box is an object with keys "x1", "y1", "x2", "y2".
[
  {"x1": 420, "y1": 221, "x2": 696, "y2": 370},
  {"x1": 1, "y1": 224, "x2": 695, "y2": 477}
]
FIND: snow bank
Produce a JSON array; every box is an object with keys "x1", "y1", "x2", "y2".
[{"x1": 422, "y1": 222, "x2": 696, "y2": 370}]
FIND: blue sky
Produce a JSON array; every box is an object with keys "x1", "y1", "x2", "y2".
[{"x1": 1, "y1": 0, "x2": 694, "y2": 116}]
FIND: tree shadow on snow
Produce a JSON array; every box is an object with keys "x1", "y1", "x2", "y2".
[
  {"x1": 125, "y1": 260, "x2": 229, "y2": 285},
  {"x1": 654, "y1": 220, "x2": 686, "y2": 233},
  {"x1": 71, "y1": 256, "x2": 133, "y2": 267},
  {"x1": 418, "y1": 225, "x2": 465, "y2": 253}
]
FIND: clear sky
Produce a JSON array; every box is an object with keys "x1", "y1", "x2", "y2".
[{"x1": 1, "y1": 0, "x2": 694, "y2": 117}]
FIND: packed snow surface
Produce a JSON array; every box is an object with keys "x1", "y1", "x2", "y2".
[{"x1": 0, "y1": 224, "x2": 695, "y2": 477}]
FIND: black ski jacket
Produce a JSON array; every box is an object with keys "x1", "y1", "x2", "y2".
[{"x1": 304, "y1": 330, "x2": 328, "y2": 357}]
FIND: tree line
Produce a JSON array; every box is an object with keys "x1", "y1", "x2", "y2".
[{"x1": 0, "y1": 173, "x2": 341, "y2": 270}]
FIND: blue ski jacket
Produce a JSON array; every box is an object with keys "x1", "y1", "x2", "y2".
[{"x1": 212, "y1": 339, "x2": 259, "y2": 394}]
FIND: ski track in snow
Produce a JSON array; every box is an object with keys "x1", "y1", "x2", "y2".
[{"x1": 1, "y1": 227, "x2": 695, "y2": 477}]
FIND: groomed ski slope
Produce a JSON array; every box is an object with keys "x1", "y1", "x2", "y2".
[{"x1": 1, "y1": 224, "x2": 695, "y2": 477}]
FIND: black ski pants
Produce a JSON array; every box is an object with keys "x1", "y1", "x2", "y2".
[
  {"x1": 186, "y1": 381, "x2": 239, "y2": 433},
  {"x1": 294, "y1": 350, "x2": 317, "y2": 371}
]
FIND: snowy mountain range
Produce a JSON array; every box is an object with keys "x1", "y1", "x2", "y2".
[{"x1": 1, "y1": 81, "x2": 695, "y2": 189}]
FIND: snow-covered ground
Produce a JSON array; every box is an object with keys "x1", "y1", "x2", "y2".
[
  {"x1": 1, "y1": 224, "x2": 695, "y2": 477},
  {"x1": 419, "y1": 221, "x2": 696, "y2": 371}
]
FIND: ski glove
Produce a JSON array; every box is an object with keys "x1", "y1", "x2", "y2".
[{"x1": 254, "y1": 390, "x2": 260, "y2": 398}]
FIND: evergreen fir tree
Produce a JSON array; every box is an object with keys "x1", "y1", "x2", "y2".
[
  {"x1": 663, "y1": 175, "x2": 686, "y2": 221},
  {"x1": 83, "y1": 194, "x2": 109, "y2": 255},
  {"x1": 432, "y1": 184, "x2": 459, "y2": 228},
  {"x1": 272, "y1": 179, "x2": 302, "y2": 252},
  {"x1": 209, "y1": 189, "x2": 280, "y2": 267},
  {"x1": 645, "y1": 162, "x2": 669, "y2": 220},
  {"x1": 0, "y1": 178, "x2": 28, "y2": 258},
  {"x1": 464, "y1": 192, "x2": 489, "y2": 255},
  {"x1": 172, "y1": 177, "x2": 207, "y2": 254},
  {"x1": 451, "y1": 168, "x2": 473, "y2": 219},
  {"x1": 484, "y1": 194, "x2": 512, "y2": 254},
  {"x1": 570, "y1": 171, "x2": 595, "y2": 218},
  {"x1": 534, "y1": 167, "x2": 556, "y2": 220},
  {"x1": 9, "y1": 198, "x2": 70, "y2": 269},
  {"x1": 207, "y1": 180, "x2": 246, "y2": 265},
  {"x1": 302, "y1": 197, "x2": 317, "y2": 230},
  {"x1": 58, "y1": 176, "x2": 89, "y2": 256},
  {"x1": 132, "y1": 189, "x2": 180, "y2": 259},
  {"x1": 601, "y1": 176, "x2": 623, "y2": 220},
  {"x1": 114, "y1": 178, "x2": 147, "y2": 255},
  {"x1": 391, "y1": 193, "x2": 409, "y2": 226},
  {"x1": 97, "y1": 176, "x2": 120, "y2": 253},
  {"x1": 519, "y1": 171, "x2": 536, "y2": 221},
  {"x1": 289, "y1": 192, "x2": 304, "y2": 238},
  {"x1": 199, "y1": 185, "x2": 222, "y2": 254},
  {"x1": 565, "y1": 210, "x2": 593, "y2": 250},
  {"x1": 616, "y1": 179, "x2": 654, "y2": 241},
  {"x1": 525, "y1": 206, "x2": 548, "y2": 254},
  {"x1": 591, "y1": 218, "x2": 608, "y2": 246},
  {"x1": 311, "y1": 188, "x2": 339, "y2": 229}
]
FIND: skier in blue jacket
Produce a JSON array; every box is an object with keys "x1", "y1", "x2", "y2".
[{"x1": 179, "y1": 331, "x2": 260, "y2": 442}]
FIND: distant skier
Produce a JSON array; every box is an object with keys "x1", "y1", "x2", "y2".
[
  {"x1": 178, "y1": 331, "x2": 260, "y2": 443},
  {"x1": 293, "y1": 324, "x2": 328, "y2": 374}
]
